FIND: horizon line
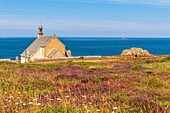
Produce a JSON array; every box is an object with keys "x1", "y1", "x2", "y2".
[{"x1": 0, "y1": 36, "x2": 170, "y2": 38}]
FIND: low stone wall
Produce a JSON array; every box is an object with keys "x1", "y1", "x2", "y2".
[
  {"x1": 33, "y1": 56, "x2": 102, "y2": 62},
  {"x1": 0, "y1": 59, "x2": 11, "y2": 62}
]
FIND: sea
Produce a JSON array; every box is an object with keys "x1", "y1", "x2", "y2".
[{"x1": 0, "y1": 37, "x2": 170, "y2": 60}]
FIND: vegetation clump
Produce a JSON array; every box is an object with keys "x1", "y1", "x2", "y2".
[{"x1": 0, "y1": 56, "x2": 169, "y2": 113}]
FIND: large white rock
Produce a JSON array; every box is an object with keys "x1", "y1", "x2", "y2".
[{"x1": 121, "y1": 48, "x2": 152, "y2": 56}]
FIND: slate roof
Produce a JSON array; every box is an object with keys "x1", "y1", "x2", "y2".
[
  {"x1": 47, "y1": 49, "x2": 58, "y2": 58},
  {"x1": 21, "y1": 36, "x2": 53, "y2": 57}
]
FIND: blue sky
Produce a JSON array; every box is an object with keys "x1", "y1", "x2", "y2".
[{"x1": 0, "y1": 0, "x2": 170, "y2": 37}]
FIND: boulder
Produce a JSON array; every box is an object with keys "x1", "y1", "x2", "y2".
[{"x1": 121, "y1": 48, "x2": 152, "y2": 57}]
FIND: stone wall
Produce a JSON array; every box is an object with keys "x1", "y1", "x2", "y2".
[{"x1": 34, "y1": 56, "x2": 102, "y2": 62}]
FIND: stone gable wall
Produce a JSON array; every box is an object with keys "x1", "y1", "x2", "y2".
[
  {"x1": 44, "y1": 38, "x2": 66, "y2": 57},
  {"x1": 51, "y1": 50, "x2": 65, "y2": 58},
  {"x1": 30, "y1": 48, "x2": 44, "y2": 61}
]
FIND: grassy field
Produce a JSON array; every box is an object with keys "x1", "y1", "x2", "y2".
[{"x1": 0, "y1": 56, "x2": 169, "y2": 113}]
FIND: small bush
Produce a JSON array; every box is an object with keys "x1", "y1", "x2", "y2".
[
  {"x1": 145, "y1": 70, "x2": 153, "y2": 75},
  {"x1": 160, "y1": 56, "x2": 170, "y2": 62},
  {"x1": 81, "y1": 79, "x2": 89, "y2": 83},
  {"x1": 79, "y1": 56, "x2": 84, "y2": 60},
  {"x1": 148, "y1": 78, "x2": 168, "y2": 89},
  {"x1": 38, "y1": 106, "x2": 76, "y2": 113}
]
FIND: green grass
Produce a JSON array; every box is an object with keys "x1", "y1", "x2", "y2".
[
  {"x1": 38, "y1": 106, "x2": 86, "y2": 113},
  {"x1": 144, "y1": 62, "x2": 170, "y2": 71},
  {"x1": 0, "y1": 56, "x2": 169, "y2": 113}
]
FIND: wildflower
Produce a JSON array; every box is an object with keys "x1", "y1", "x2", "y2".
[
  {"x1": 23, "y1": 103, "x2": 26, "y2": 106},
  {"x1": 15, "y1": 102, "x2": 19, "y2": 105},
  {"x1": 82, "y1": 95, "x2": 86, "y2": 98},
  {"x1": 57, "y1": 98, "x2": 62, "y2": 101},
  {"x1": 84, "y1": 105, "x2": 88, "y2": 108},
  {"x1": 18, "y1": 92, "x2": 21, "y2": 94},
  {"x1": 96, "y1": 109, "x2": 100, "y2": 112},
  {"x1": 65, "y1": 95, "x2": 70, "y2": 98},
  {"x1": 113, "y1": 107, "x2": 117, "y2": 110},
  {"x1": 73, "y1": 98, "x2": 76, "y2": 101},
  {"x1": 8, "y1": 100, "x2": 11, "y2": 102},
  {"x1": 49, "y1": 98, "x2": 54, "y2": 101},
  {"x1": 33, "y1": 99, "x2": 37, "y2": 101},
  {"x1": 112, "y1": 111, "x2": 115, "y2": 113},
  {"x1": 44, "y1": 95, "x2": 48, "y2": 98},
  {"x1": 4, "y1": 92, "x2": 7, "y2": 94},
  {"x1": 37, "y1": 103, "x2": 41, "y2": 106},
  {"x1": 28, "y1": 102, "x2": 33, "y2": 105},
  {"x1": 87, "y1": 110, "x2": 90, "y2": 112},
  {"x1": 88, "y1": 102, "x2": 92, "y2": 105},
  {"x1": 5, "y1": 99, "x2": 8, "y2": 102}
]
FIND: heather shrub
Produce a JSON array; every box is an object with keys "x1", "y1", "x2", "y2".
[
  {"x1": 148, "y1": 78, "x2": 169, "y2": 89},
  {"x1": 0, "y1": 56, "x2": 169, "y2": 112}
]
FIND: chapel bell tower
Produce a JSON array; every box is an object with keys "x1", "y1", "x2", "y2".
[{"x1": 38, "y1": 25, "x2": 43, "y2": 38}]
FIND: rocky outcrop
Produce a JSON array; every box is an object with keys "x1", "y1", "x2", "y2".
[{"x1": 121, "y1": 48, "x2": 152, "y2": 57}]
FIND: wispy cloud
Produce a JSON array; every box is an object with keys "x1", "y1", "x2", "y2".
[
  {"x1": 74, "y1": 0, "x2": 170, "y2": 6},
  {"x1": 111, "y1": 0, "x2": 170, "y2": 5},
  {"x1": 1, "y1": 18, "x2": 170, "y2": 37}
]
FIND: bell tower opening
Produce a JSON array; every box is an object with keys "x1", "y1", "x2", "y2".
[{"x1": 38, "y1": 25, "x2": 43, "y2": 38}]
